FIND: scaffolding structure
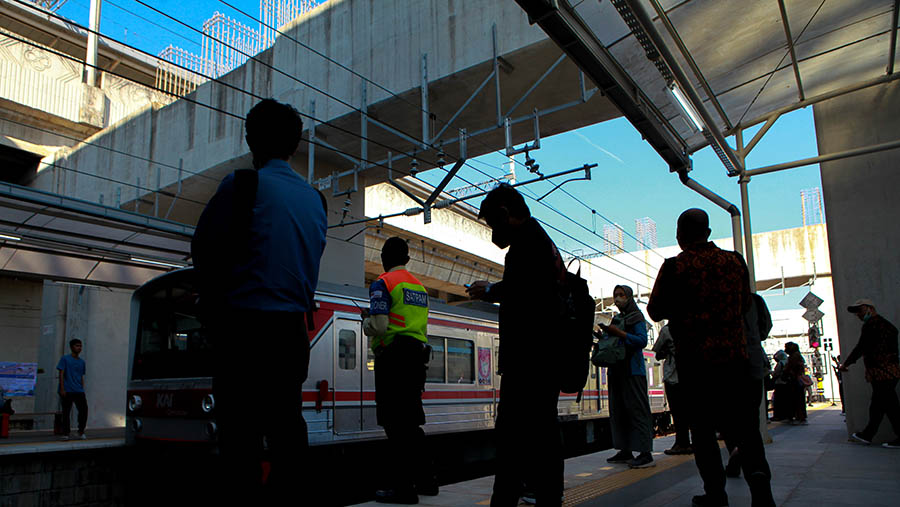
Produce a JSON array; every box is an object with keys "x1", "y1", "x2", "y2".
[
  {"x1": 155, "y1": 45, "x2": 207, "y2": 97},
  {"x1": 155, "y1": 0, "x2": 320, "y2": 96}
]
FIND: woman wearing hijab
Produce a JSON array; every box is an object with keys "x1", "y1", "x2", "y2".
[
  {"x1": 771, "y1": 350, "x2": 789, "y2": 421},
  {"x1": 785, "y1": 341, "x2": 808, "y2": 424},
  {"x1": 601, "y1": 285, "x2": 655, "y2": 469}
]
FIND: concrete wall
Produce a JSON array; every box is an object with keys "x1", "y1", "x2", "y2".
[
  {"x1": 814, "y1": 79, "x2": 900, "y2": 443},
  {"x1": 0, "y1": 276, "x2": 41, "y2": 415},
  {"x1": 33, "y1": 282, "x2": 132, "y2": 430}
]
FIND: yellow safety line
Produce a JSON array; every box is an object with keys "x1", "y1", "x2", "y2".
[{"x1": 562, "y1": 454, "x2": 696, "y2": 506}]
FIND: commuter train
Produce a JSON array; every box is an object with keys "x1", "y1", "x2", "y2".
[{"x1": 125, "y1": 268, "x2": 669, "y2": 447}]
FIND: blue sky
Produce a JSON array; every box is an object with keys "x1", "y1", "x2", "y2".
[{"x1": 53, "y1": 0, "x2": 825, "y2": 255}]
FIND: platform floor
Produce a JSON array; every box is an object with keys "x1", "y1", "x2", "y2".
[
  {"x1": 0, "y1": 427, "x2": 124, "y2": 456},
  {"x1": 358, "y1": 405, "x2": 900, "y2": 506}
]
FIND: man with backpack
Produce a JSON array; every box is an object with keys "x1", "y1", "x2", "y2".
[
  {"x1": 467, "y1": 183, "x2": 566, "y2": 507},
  {"x1": 192, "y1": 99, "x2": 327, "y2": 503}
]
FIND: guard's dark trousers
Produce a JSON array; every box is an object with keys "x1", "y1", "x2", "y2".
[
  {"x1": 374, "y1": 335, "x2": 434, "y2": 495},
  {"x1": 60, "y1": 392, "x2": 87, "y2": 434},
  {"x1": 212, "y1": 311, "x2": 309, "y2": 504},
  {"x1": 491, "y1": 374, "x2": 562, "y2": 507}
]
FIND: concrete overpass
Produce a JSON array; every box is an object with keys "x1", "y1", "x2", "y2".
[{"x1": 17, "y1": 0, "x2": 627, "y2": 287}]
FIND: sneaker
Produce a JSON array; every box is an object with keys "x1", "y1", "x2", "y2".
[
  {"x1": 521, "y1": 491, "x2": 536, "y2": 505},
  {"x1": 628, "y1": 452, "x2": 655, "y2": 469},
  {"x1": 692, "y1": 494, "x2": 728, "y2": 507},
  {"x1": 374, "y1": 489, "x2": 418, "y2": 504},
  {"x1": 415, "y1": 481, "x2": 439, "y2": 496},
  {"x1": 606, "y1": 450, "x2": 633, "y2": 463},
  {"x1": 882, "y1": 439, "x2": 900, "y2": 449},
  {"x1": 78, "y1": 433, "x2": 87, "y2": 440},
  {"x1": 664, "y1": 444, "x2": 693, "y2": 455},
  {"x1": 850, "y1": 432, "x2": 871, "y2": 444},
  {"x1": 60, "y1": 435, "x2": 70, "y2": 441}
]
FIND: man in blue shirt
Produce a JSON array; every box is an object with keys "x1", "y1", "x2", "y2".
[
  {"x1": 192, "y1": 99, "x2": 327, "y2": 502},
  {"x1": 56, "y1": 339, "x2": 87, "y2": 440}
]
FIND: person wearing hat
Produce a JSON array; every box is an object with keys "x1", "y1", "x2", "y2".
[{"x1": 839, "y1": 299, "x2": 900, "y2": 448}]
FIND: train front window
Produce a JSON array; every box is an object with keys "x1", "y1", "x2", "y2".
[{"x1": 132, "y1": 285, "x2": 212, "y2": 380}]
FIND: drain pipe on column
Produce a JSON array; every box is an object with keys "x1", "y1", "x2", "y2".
[{"x1": 677, "y1": 170, "x2": 743, "y2": 257}]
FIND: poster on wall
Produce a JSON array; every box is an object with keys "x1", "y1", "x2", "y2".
[
  {"x1": 477, "y1": 347, "x2": 492, "y2": 385},
  {"x1": 0, "y1": 362, "x2": 37, "y2": 397}
]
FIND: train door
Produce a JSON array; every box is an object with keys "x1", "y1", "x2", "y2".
[
  {"x1": 361, "y1": 334, "x2": 378, "y2": 431},
  {"x1": 334, "y1": 318, "x2": 363, "y2": 434}
]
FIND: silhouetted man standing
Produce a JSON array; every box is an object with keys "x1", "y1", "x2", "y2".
[
  {"x1": 192, "y1": 99, "x2": 327, "y2": 502},
  {"x1": 467, "y1": 184, "x2": 564, "y2": 506},
  {"x1": 648, "y1": 209, "x2": 774, "y2": 507}
]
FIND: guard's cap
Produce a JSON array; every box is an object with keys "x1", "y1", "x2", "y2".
[{"x1": 847, "y1": 298, "x2": 875, "y2": 312}]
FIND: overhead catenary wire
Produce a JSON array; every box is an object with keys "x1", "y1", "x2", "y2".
[
  {"x1": 14, "y1": 2, "x2": 658, "y2": 288},
  {"x1": 0, "y1": 26, "x2": 433, "y2": 187},
  {"x1": 7, "y1": 1, "x2": 447, "y2": 181}
]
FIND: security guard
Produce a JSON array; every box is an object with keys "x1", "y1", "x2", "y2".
[{"x1": 364, "y1": 236, "x2": 437, "y2": 504}]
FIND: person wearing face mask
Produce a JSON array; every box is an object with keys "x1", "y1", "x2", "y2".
[
  {"x1": 466, "y1": 183, "x2": 565, "y2": 507},
  {"x1": 838, "y1": 299, "x2": 900, "y2": 448},
  {"x1": 602, "y1": 285, "x2": 654, "y2": 469}
]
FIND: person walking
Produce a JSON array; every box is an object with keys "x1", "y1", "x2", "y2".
[
  {"x1": 647, "y1": 208, "x2": 775, "y2": 507},
  {"x1": 363, "y1": 236, "x2": 437, "y2": 503},
  {"x1": 192, "y1": 99, "x2": 327, "y2": 502},
  {"x1": 56, "y1": 339, "x2": 87, "y2": 441},
  {"x1": 653, "y1": 324, "x2": 692, "y2": 455},
  {"x1": 466, "y1": 183, "x2": 564, "y2": 507},
  {"x1": 603, "y1": 285, "x2": 655, "y2": 468},
  {"x1": 838, "y1": 299, "x2": 900, "y2": 448}
]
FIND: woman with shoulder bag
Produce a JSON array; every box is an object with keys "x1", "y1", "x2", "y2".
[{"x1": 602, "y1": 285, "x2": 655, "y2": 469}]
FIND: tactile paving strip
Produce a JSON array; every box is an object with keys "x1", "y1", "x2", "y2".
[{"x1": 562, "y1": 453, "x2": 695, "y2": 506}]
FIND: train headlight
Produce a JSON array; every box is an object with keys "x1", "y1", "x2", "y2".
[
  {"x1": 205, "y1": 421, "x2": 217, "y2": 437},
  {"x1": 201, "y1": 394, "x2": 215, "y2": 413},
  {"x1": 128, "y1": 395, "x2": 142, "y2": 412},
  {"x1": 131, "y1": 418, "x2": 143, "y2": 432}
]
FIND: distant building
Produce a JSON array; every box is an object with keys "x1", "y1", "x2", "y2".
[
  {"x1": 603, "y1": 224, "x2": 625, "y2": 255},
  {"x1": 801, "y1": 187, "x2": 825, "y2": 226},
  {"x1": 634, "y1": 217, "x2": 658, "y2": 250}
]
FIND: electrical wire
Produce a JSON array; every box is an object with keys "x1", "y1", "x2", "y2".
[{"x1": 11, "y1": 1, "x2": 657, "y2": 288}]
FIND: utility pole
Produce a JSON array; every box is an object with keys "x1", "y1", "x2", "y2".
[{"x1": 85, "y1": 0, "x2": 102, "y2": 86}]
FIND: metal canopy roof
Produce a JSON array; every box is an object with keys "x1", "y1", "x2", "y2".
[
  {"x1": 0, "y1": 182, "x2": 193, "y2": 288},
  {"x1": 518, "y1": 0, "x2": 900, "y2": 173}
]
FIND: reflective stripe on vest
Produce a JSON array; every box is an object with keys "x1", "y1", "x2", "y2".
[{"x1": 373, "y1": 269, "x2": 428, "y2": 349}]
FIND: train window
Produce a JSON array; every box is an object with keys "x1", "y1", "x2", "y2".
[
  {"x1": 338, "y1": 330, "x2": 356, "y2": 370},
  {"x1": 447, "y1": 338, "x2": 474, "y2": 384},
  {"x1": 426, "y1": 336, "x2": 445, "y2": 383}
]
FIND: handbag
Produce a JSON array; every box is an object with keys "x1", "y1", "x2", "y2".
[
  {"x1": 800, "y1": 374, "x2": 813, "y2": 387},
  {"x1": 591, "y1": 332, "x2": 625, "y2": 367}
]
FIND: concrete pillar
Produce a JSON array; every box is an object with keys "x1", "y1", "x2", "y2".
[
  {"x1": 813, "y1": 79, "x2": 900, "y2": 443},
  {"x1": 35, "y1": 281, "x2": 67, "y2": 429}
]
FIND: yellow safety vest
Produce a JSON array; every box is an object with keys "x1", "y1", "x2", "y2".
[{"x1": 372, "y1": 269, "x2": 428, "y2": 350}]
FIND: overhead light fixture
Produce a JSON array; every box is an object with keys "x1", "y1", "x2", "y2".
[
  {"x1": 668, "y1": 83, "x2": 704, "y2": 132},
  {"x1": 130, "y1": 256, "x2": 186, "y2": 269},
  {"x1": 0, "y1": 233, "x2": 22, "y2": 241}
]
